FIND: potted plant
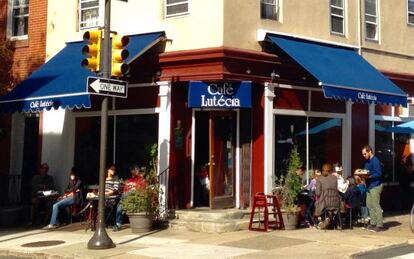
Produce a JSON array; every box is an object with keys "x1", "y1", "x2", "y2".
[
  {"x1": 279, "y1": 146, "x2": 303, "y2": 230},
  {"x1": 120, "y1": 182, "x2": 160, "y2": 233},
  {"x1": 120, "y1": 143, "x2": 160, "y2": 233}
]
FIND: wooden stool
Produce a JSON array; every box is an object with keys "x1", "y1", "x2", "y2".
[{"x1": 249, "y1": 192, "x2": 284, "y2": 231}]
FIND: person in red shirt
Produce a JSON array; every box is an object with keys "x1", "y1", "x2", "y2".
[
  {"x1": 114, "y1": 165, "x2": 146, "y2": 231},
  {"x1": 123, "y1": 166, "x2": 146, "y2": 193}
]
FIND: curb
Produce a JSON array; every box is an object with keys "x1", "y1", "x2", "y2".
[{"x1": 349, "y1": 241, "x2": 411, "y2": 258}]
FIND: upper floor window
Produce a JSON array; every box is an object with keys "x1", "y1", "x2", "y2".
[
  {"x1": 79, "y1": 0, "x2": 100, "y2": 29},
  {"x1": 365, "y1": 0, "x2": 378, "y2": 41},
  {"x1": 408, "y1": 0, "x2": 414, "y2": 25},
  {"x1": 10, "y1": 0, "x2": 29, "y2": 38},
  {"x1": 330, "y1": 0, "x2": 345, "y2": 35},
  {"x1": 260, "y1": 0, "x2": 279, "y2": 20},
  {"x1": 165, "y1": 0, "x2": 189, "y2": 18}
]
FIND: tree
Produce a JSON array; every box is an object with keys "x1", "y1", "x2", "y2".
[
  {"x1": 0, "y1": 39, "x2": 14, "y2": 96},
  {"x1": 282, "y1": 146, "x2": 303, "y2": 212}
]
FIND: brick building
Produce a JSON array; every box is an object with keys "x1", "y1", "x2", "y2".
[{"x1": 0, "y1": 0, "x2": 47, "y2": 204}]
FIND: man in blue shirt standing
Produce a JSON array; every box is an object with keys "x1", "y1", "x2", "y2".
[{"x1": 362, "y1": 145, "x2": 384, "y2": 232}]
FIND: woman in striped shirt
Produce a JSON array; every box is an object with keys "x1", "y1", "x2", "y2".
[{"x1": 105, "y1": 165, "x2": 120, "y2": 196}]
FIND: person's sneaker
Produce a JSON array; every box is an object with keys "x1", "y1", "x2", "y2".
[
  {"x1": 112, "y1": 224, "x2": 120, "y2": 232},
  {"x1": 366, "y1": 225, "x2": 375, "y2": 231},
  {"x1": 42, "y1": 224, "x2": 57, "y2": 230},
  {"x1": 370, "y1": 226, "x2": 385, "y2": 233}
]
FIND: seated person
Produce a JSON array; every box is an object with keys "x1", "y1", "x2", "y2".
[
  {"x1": 354, "y1": 175, "x2": 369, "y2": 223},
  {"x1": 43, "y1": 168, "x2": 82, "y2": 229},
  {"x1": 86, "y1": 165, "x2": 120, "y2": 227},
  {"x1": 114, "y1": 164, "x2": 146, "y2": 231},
  {"x1": 29, "y1": 163, "x2": 55, "y2": 226},
  {"x1": 315, "y1": 163, "x2": 341, "y2": 229},
  {"x1": 86, "y1": 164, "x2": 120, "y2": 198},
  {"x1": 332, "y1": 163, "x2": 348, "y2": 194},
  {"x1": 198, "y1": 163, "x2": 210, "y2": 207},
  {"x1": 343, "y1": 177, "x2": 362, "y2": 223},
  {"x1": 301, "y1": 170, "x2": 321, "y2": 227}
]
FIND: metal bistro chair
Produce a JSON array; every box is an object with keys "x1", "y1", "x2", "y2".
[{"x1": 322, "y1": 188, "x2": 342, "y2": 230}]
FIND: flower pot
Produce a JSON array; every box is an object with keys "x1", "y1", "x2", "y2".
[
  {"x1": 281, "y1": 210, "x2": 300, "y2": 230},
  {"x1": 127, "y1": 213, "x2": 153, "y2": 233}
]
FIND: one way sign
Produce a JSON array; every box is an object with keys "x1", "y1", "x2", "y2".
[{"x1": 87, "y1": 76, "x2": 128, "y2": 98}]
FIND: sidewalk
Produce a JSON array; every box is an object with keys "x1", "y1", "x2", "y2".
[{"x1": 0, "y1": 213, "x2": 413, "y2": 259}]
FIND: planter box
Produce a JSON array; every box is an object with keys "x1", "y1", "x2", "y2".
[{"x1": 127, "y1": 213, "x2": 153, "y2": 233}]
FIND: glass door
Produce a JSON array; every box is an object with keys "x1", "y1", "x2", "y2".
[{"x1": 209, "y1": 111, "x2": 236, "y2": 209}]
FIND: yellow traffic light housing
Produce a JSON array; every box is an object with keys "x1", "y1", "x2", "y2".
[
  {"x1": 81, "y1": 30, "x2": 102, "y2": 72},
  {"x1": 111, "y1": 35, "x2": 129, "y2": 77}
]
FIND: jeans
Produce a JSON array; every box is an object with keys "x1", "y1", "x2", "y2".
[
  {"x1": 366, "y1": 184, "x2": 383, "y2": 227},
  {"x1": 115, "y1": 203, "x2": 122, "y2": 226},
  {"x1": 49, "y1": 196, "x2": 74, "y2": 226}
]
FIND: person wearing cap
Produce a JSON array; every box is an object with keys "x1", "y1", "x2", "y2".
[
  {"x1": 332, "y1": 163, "x2": 348, "y2": 194},
  {"x1": 29, "y1": 163, "x2": 55, "y2": 226},
  {"x1": 113, "y1": 165, "x2": 146, "y2": 231}
]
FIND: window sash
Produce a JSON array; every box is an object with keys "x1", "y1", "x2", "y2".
[
  {"x1": 408, "y1": 0, "x2": 414, "y2": 25},
  {"x1": 11, "y1": 0, "x2": 29, "y2": 37},
  {"x1": 330, "y1": 1, "x2": 344, "y2": 34},
  {"x1": 365, "y1": 0, "x2": 378, "y2": 40},
  {"x1": 165, "y1": 0, "x2": 189, "y2": 17},
  {"x1": 260, "y1": 0, "x2": 279, "y2": 20},
  {"x1": 79, "y1": 0, "x2": 100, "y2": 29}
]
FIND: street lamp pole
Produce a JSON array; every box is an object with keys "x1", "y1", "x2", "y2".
[{"x1": 88, "y1": 0, "x2": 115, "y2": 249}]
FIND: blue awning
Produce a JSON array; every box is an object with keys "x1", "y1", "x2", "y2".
[
  {"x1": 266, "y1": 34, "x2": 407, "y2": 107},
  {"x1": 0, "y1": 31, "x2": 164, "y2": 113},
  {"x1": 384, "y1": 120, "x2": 414, "y2": 134},
  {"x1": 296, "y1": 118, "x2": 341, "y2": 135}
]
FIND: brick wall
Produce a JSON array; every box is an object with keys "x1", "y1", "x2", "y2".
[
  {"x1": 12, "y1": 0, "x2": 48, "y2": 81},
  {"x1": 0, "y1": 0, "x2": 48, "y2": 176}
]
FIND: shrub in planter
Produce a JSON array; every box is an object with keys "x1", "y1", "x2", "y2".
[
  {"x1": 277, "y1": 146, "x2": 303, "y2": 229},
  {"x1": 120, "y1": 158, "x2": 160, "y2": 234}
]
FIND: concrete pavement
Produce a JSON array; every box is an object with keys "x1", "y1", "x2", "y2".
[{"x1": 0, "y1": 213, "x2": 413, "y2": 258}]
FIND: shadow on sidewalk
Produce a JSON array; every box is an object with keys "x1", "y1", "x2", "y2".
[{"x1": 383, "y1": 221, "x2": 402, "y2": 230}]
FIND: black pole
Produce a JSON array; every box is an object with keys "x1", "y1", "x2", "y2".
[{"x1": 88, "y1": 0, "x2": 115, "y2": 249}]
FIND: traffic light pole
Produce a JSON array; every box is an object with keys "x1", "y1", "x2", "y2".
[{"x1": 88, "y1": 0, "x2": 115, "y2": 250}]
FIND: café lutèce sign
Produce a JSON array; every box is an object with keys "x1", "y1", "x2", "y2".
[{"x1": 188, "y1": 81, "x2": 252, "y2": 108}]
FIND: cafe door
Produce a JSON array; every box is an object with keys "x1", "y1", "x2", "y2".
[{"x1": 208, "y1": 111, "x2": 236, "y2": 209}]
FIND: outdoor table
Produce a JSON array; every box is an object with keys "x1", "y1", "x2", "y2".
[{"x1": 82, "y1": 195, "x2": 119, "y2": 231}]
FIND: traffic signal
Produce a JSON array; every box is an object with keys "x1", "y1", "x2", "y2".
[
  {"x1": 111, "y1": 35, "x2": 129, "y2": 77},
  {"x1": 81, "y1": 30, "x2": 102, "y2": 72}
]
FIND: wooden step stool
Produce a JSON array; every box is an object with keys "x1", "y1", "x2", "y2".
[{"x1": 249, "y1": 192, "x2": 284, "y2": 231}]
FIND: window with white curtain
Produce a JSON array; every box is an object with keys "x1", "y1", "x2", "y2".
[
  {"x1": 79, "y1": 0, "x2": 100, "y2": 30},
  {"x1": 165, "y1": 0, "x2": 189, "y2": 18},
  {"x1": 10, "y1": 0, "x2": 29, "y2": 38},
  {"x1": 330, "y1": 0, "x2": 345, "y2": 35},
  {"x1": 260, "y1": 0, "x2": 279, "y2": 20},
  {"x1": 365, "y1": 0, "x2": 378, "y2": 40}
]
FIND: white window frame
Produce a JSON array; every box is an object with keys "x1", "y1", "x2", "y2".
[
  {"x1": 7, "y1": 0, "x2": 29, "y2": 40},
  {"x1": 364, "y1": 0, "x2": 379, "y2": 41},
  {"x1": 260, "y1": 0, "x2": 280, "y2": 21},
  {"x1": 271, "y1": 84, "x2": 348, "y2": 187},
  {"x1": 408, "y1": 0, "x2": 414, "y2": 25},
  {"x1": 79, "y1": 0, "x2": 103, "y2": 30},
  {"x1": 164, "y1": 0, "x2": 189, "y2": 18},
  {"x1": 330, "y1": 0, "x2": 345, "y2": 35}
]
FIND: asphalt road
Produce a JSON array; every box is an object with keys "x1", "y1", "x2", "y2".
[{"x1": 353, "y1": 245, "x2": 414, "y2": 259}]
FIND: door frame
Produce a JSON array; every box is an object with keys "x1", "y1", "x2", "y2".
[{"x1": 190, "y1": 109, "x2": 241, "y2": 208}]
